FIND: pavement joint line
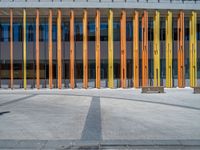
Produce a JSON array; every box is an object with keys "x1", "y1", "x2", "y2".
[
  {"x1": 0, "y1": 140, "x2": 200, "y2": 149},
  {"x1": 0, "y1": 94, "x2": 37, "y2": 107},
  {"x1": 0, "y1": 92, "x2": 199, "y2": 111}
]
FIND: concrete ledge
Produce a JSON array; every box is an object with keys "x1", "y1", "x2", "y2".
[
  {"x1": 0, "y1": 140, "x2": 200, "y2": 149},
  {"x1": 142, "y1": 86, "x2": 164, "y2": 93},
  {"x1": 193, "y1": 86, "x2": 200, "y2": 94}
]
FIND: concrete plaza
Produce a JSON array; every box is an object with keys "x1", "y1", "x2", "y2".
[{"x1": 0, "y1": 88, "x2": 200, "y2": 149}]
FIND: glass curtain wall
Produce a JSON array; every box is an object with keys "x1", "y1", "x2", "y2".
[
  {"x1": 62, "y1": 16, "x2": 70, "y2": 88},
  {"x1": 0, "y1": 18, "x2": 10, "y2": 88},
  {"x1": 172, "y1": 17, "x2": 178, "y2": 87},
  {"x1": 126, "y1": 20, "x2": 133, "y2": 87},
  {"x1": 100, "y1": 19, "x2": 108, "y2": 87},
  {"x1": 88, "y1": 18, "x2": 95, "y2": 87}
]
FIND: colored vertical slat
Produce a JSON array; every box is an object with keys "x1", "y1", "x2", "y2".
[
  {"x1": 120, "y1": 10, "x2": 126, "y2": 88},
  {"x1": 153, "y1": 11, "x2": 160, "y2": 87},
  {"x1": 57, "y1": 9, "x2": 62, "y2": 89},
  {"x1": 166, "y1": 11, "x2": 173, "y2": 88},
  {"x1": 133, "y1": 11, "x2": 139, "y2": 88},
  {"x1": 108, "y1": 9, "x2": 114, "y2": 88},
  {"x1": 36, "y1": 9, "x2": 40, "y2": 89},
  {"x1": 142, "y1": 11, "x2": 148, "y2": 87},
  {"x1": 10, "y1": 9, "x2": 13, "y2": 89},
  {"x1": 177, "y1": 11, "x2": 185, "y2": 88},
  {"x1": 83, "y1": 9, "x2": 88, "y2": 89},
  {"x1": 23, "y1": 9, "x2": 27, "y2": 89},
  {"x1": 70, "y1": 10, "x2": 75, "y2": 89},
  {"x1": 189, "y1": 11, "x2": 197, "y2": 87},
  {"x1": 49, "y1": 9, "x2": 53, "y2": 89},
  {"x1": 95, "y1": 9, "x2": 101, "y2": 88}
]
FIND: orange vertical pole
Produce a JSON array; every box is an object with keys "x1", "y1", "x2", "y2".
[
  {"x1": 48, "y1": 9, "x2": 53, "y2": 89},
  {"x1": 142, "y1": 11, "x2": 148, "y2": 87},
  {"x1": 10, "y1": 9, "x2": 13, "y2": 89},
  {"x1": 70, "y1": 10, "x2": 75, "y2": 89},
  {"x1": 177, "y1": 11, "x2": 185, "y2": 88},
  {"x1": 57, "y1": 9, "x2": 62, "y2": 89},
  {"x1": 133, "y1": 11, "x2": 139, "y2": 88},
  {"x1": 120, "y1": 10, "x2": 126, "y2": 88},
  {"x1": 83, "y1": 9, "x2": 88, "y2": 88},
  {"x1": 95, "y1": 9, "x2": 101, "y2": 88},
  {"x1": 36, "y1": 9, "x2": 40, "y2": 89}
]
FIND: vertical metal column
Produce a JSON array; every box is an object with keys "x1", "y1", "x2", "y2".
[
  {"x1": 83, "y1": 9, "x2": 88, "y2": 89},
  {"x1": 120, "y1": 10, "x2": 126, "y2": 88},
  {"x1": 57, "y1": 9, "x2": 62, "y2": 89},
  {"x1": 142, "y1": 11, "x2": 148, "y2": 87},
  {"x1": 108, "y1": 9, "x2": 114, "y2": 88},
  {"x1": 133, "y1": 11, "x2": 139, "y2": 88},
  {"x1": 177, "y1": 11, "x2": 185, "y2": 88},
  {"x1": 36, "y1": 9, "x2": 40, "y2": 89},
  {"x1": 189, "y1": 11, "x2": 197, "y2": 87},
  {"x1": 95, "y1": 9, "x2": 101, "y2": 88},
  {"x1": 166, "y1": 11, "x2": 173, "y2": 88},
  {"x1": 10, "y1": 9, "x2": 13, "y2": 89},
  {"x1": 70, "y1": 10, "x2": 75, "y2": 89},
  {"x1": 153, "y1": 11, "x2": 160, "y2": 87},
  {"x1": 48, "y1": 9, "x2": 53, "y2": 89},
  {"x1": 23, "y1": 9, "x2": 27, "y2": 89}
]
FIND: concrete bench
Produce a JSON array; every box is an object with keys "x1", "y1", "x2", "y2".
[
  {"x1": 194, "y1": 87, "x2": 200, "y2": 94},
  {"x1": 142, "y1": 86, "x2": 164, "y2": 93}
]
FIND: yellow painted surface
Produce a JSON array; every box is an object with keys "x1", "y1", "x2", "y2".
[
  {"x1": 108, "y1": 9, "x2": 114, "y2": 88},
  {"x1": 166, "y1": 11, "x2": 172, "y2": 88},
  {"x1": 23, "y1": 9, "x2": 27, "y2": 89},
  {"x1": 153, "y1": 11, "x2": 160, "y2": 87},
  {"x1": 190, "y1": 11, "x2": 197, "y2": 87}
]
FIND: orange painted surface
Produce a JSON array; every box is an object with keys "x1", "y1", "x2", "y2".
[
  {"x1": 133, "y1": 11, "x2": 139, "y2": 88},
  {"x1": 48, "y1": 9, "x2": 53, "y2": 89},
  {"x1": 10, "y1": 9, "x2": 13, "y2": 89},
  {"x1": 177, "y1": 11, "x2": 185, "y2": 88},
  {"x1": 95, "y1": 9, "x2": 101, "y2": 88},
  {"x1": 142, "y1": 11, "x2": 148, "y2": 87},
  {"x1": 57, "y1": 9, "x2": 62, "y2": 89},
  {"x1": 36, "y1": 9, "x2": 40, "y2": 89},
  {"x1": 70, "y1": 10, "x2": 75, "y2": 89},
  {"x1": 120, "y1": 10, "x2": 126, "y2": 88},
  {"x1": 83, "y1": 10, "x2": 88, "y2": 88}
]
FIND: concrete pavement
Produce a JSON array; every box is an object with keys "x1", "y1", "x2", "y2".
[{"x1": 0, "y1": 88, "x2": 200, "y2": 149}]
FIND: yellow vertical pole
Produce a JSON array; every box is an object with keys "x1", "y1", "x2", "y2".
[
  {"x1": 23, "y1": 9, "x2": 27, "y2": 89},
  {"x1": 49, "y1": 9, "x2": 53, "y2": 89},
  {"x1": 120, "y1": 10, "x2": 126, "y2": 88},
  {"x1": 10, "y1": 9, "x2": 13, "y2": 89},
  {"x1": 133, "y1": 11, "x2": 139, "y2": 88},
  {"x1": 95, "y1": 9, "x2": 101, "y2": 88},
  {"x1": 57, "y1": 9, "x2": 62, "y2": 89},
  {"x1": 178, "y1": 11, "x2": 185, "y2": 88},
  {"x1": 83, "y1": 9, "x2": 88, "y2": 89},
  {"x1": 108, "y1": 9, "x2": 114, "y2": 88},
  {"x1": 153, "y1": 11, "x2": 160, "y2": 87},
  {"x1": 36, "y1": 9, "x2": 40, "y2": 89},
  {"x1": 166, "y1": 11, "x2": 172, "y2": 88},
  {"x1": 70, "y1": 10, "x2": 75, "y2": 89},
  {"x1": 190, "y1": 11, "x2": 197, "y2": 87}
]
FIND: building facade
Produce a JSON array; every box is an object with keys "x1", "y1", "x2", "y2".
[{"x1": 0, "y1": 0, "x2": 200, "y2": 89}]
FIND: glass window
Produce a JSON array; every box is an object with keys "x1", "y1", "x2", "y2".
[
  {"x1": 100, "y1": 22, "x2": 107, "y2": 41},
  {"x1": 88, "y1": 22, "x2": 95, "y2": 41},
  {"x1": 75, "y1": 22, "x2": 83, "y2": 41}
]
